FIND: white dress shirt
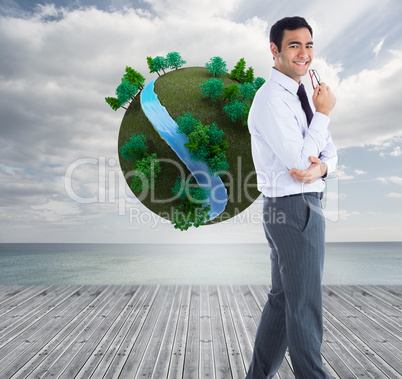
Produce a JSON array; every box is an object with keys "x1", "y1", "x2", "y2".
[{"x1": 248, "y1": 68, "x2": 337, "y2": 197}]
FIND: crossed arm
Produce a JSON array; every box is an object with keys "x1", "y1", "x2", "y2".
[
  {"x1": 289, "y1": 156, "x2": 327, "y2": 183},
  {"x1": 289, "y1": 83, "x2": 337, "y2": 183}
]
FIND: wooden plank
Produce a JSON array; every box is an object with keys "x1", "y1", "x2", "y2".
[
  {"x1": 381, "y1": 285, "x2": 402, "y2": 297},
  {"x1": 152, "y1": 285, "x2": 185, "y2": 378},
  {"x1": 320, "y1": 348, "x2": 341, "y2": 379},
  {"x1": 0, "y1": 285, "x2": 87, "y2": 357},
  {"x1": 0, "y1": 285, "x2": 75, "y2": 338},
  {"x1": 224, "y1": 285, "x2": 253, "y2": 368},
  {"x1": 322, "y1": 286, "x2": 402, "y2": 374},
  {"x1": 78, "y1": 285, "x2": 151, "y2": 378},
  {"x1": 321, "y1": 322, "x2": 365, "y2": 378},
  {"x1": 358, "y1": 285, "x2": 401, "y2": 310},
  {"x1": 0, "y1": 286, "x2": 41, "y2": 306},
  {"x1": 98, "y1": 285, "x2": 160, "y2": 379},
  {"x1": 57, "y1": 286, "x2": 135, "y2": 378},
  {"x1": 111, "y1": 285, "x2": 168, "y2": 378},
  {"x1": 0, "y1": 285, "x2": 400, "y2": 379},
  {"x1": 8, "y1": 286, "x2": 120, "y2": 378},
  {"x1": 199, "y1": 285, "x2": 214, "y2": 379},
  {"x1": 168, "y1": 285, "x2": 191, "y2": 379},
  {"x1": 325, "y1": 286, "x2": 401, "y2": 352},
  {"x1": 240, "y1": 285, "x2": 262, "y2": 330},
  {"x1": 231, "y1": 285, "x2": 258, "y2": 352},
  {"x1": 216, "y1": 285, "x2": 245, "y2": 378},
  {"x1": 0, "y1": 285, "x2": 20, "y2": 299},
  {"x1": 183, "y1": 285, "x2": 200, "y2": 379},
  {"x1": 135, "y1": 286, "x2": 178, "y2": 377},
  {"x1": 1, "y1": 285, "x2": 104, "y2": 377},
  {"x1": 249, "y1": 284, "x2": 269, "y2": 312},
  {"x1": 334, "y1": 285, "x2": 401, "y2": 334},
  {"x1": 209, "y1": 285, "x2": 231, "y2": 379},
  {"x1": 35, "y1": 286, "x2": 126, "y2": 378},
  {"x1": 323, "y1": 305, "x2": 401, "y2": 378},
  {"x1": 0, "y1": 285, "x2": 51, "y2": 316}
]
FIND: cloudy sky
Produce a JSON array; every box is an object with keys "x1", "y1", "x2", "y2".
[{"x1": 0, "y1": 0, "x2": 401, "y2": 243}]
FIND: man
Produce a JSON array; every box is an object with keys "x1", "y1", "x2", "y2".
[{"x1": 246, "y1": 17, "x2": 337, "y2": 379}]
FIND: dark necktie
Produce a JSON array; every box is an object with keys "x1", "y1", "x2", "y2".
[{"x1": 297, "y1": 83, "x2": 313, "y2": 126}]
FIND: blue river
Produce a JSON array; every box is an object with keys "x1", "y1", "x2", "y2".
[{"x1": 140, "y1": 79, "x2": 228, "y2": 220}]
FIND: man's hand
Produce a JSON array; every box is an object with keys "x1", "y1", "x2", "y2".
[
  {"x1": 312, "y1": 82, "x2": 336, "y2": 116},
  {"x1": 289, "y1": 156, "x2": 328, "y2": 183}
]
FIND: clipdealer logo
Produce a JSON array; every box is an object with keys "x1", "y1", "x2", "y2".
[{"x1": 64, "y1": 156, "x2": 340, "y2": 224}]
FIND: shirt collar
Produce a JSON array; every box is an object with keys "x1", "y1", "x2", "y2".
[{"x1": 269, "y1": 67, "x2": 300, "y2": 96}]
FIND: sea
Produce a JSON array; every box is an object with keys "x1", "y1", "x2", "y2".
[{"x1": 0, "y1": 242, "x2": 400, "y2": 286}]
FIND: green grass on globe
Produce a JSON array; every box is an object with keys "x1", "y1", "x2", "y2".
[{"x1": 118, "y1": 66, "x2": 260, "y2": 225}]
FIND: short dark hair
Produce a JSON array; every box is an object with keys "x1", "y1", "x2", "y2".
[{"x1": 270, "y1": 17, "x2": 313, "y2": 52}]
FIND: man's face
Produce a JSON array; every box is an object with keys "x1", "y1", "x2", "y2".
[{"x1": 270, "y1": 27, "x2": 313, "y2": 82}]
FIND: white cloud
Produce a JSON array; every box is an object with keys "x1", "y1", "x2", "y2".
[
  {"x1": 0, "y1": 1, "x2": 402, "y2": 242},
  {"x1": 326, "y1": 191, "x2": 346, "y2": 200},
  {"x1": 386, "y1": 192, "x2": 402, "y2": 198},
  {"x1": 372, "y1": 36, "x2": 386, "y2": 56},
  {"x1": 301, "y1": 49, "x2": 402, "y2": 149},
  {"x1": 390, "y1": 146, "x2": 402, "y2": 157},
  {"x1": 369, "y1": 142, "x2": 392, "y2": 152},
  {"x1": 324, "y1": 209, "x2": 359, "y2": 221},
  {"x1": 31, "y1": 199, "x2": 81, "y2": 216},
  {"x1": 306, "y1": 0, "x2": 384, "y2": 48},
  {"x1": 328, "y1": 50, "x2": 402, "y2": 148},
  {"x1": 337, "y1": 165, "x2": 354, "y2": 180},
  {"x1": 355, "y1": 169, "x2": 367, "y2": 175},
  {"x1": 390, "y1": 177, "x2": 402, "y2": 185},
  {"x1": 143, "y1": 0, "x2": 241, "y2": 18},
  {"x1": 0, "y1": 2, "x2": 272, "y2": 241},
  {"x1": 378, "y1": 138, "x2": 402, "y2": 157},
  {"x1": 377, "y1": 176, "x2": 402, "y2": 185}
]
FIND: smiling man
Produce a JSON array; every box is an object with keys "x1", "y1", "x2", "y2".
[{"x1": 246, "y1": 17, "x2": 337, "y2": 379}]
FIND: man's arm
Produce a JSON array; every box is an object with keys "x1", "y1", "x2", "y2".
[
  {"x1": 318, "y1": 133, "x2": 337, "y2": 175},
  {"x1": 313, "y1": 83, "x2": 336, "y2": 117},
  {"x1": 288, "y1": 156, "x2": 327, "y2": 183},
  {"x1": 289, "y1": 83, "x2": 337, "y2": 183},
  {"x1": 288, "y1": 144, "x2": 338, "y2": 184},
  {"x1": 253, "y1": 99, "x2": 330, "y2": 171},
  {"x1": 289, "y1": 131, "x2": 337, "y2": 183},
  {"x1": 252, "y1": 83, "x2": 336, "y2": 171}
]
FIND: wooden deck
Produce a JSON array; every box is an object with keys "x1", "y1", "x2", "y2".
[{"x1": 0, "y1": 285, "x2": 400, "y2": 378}]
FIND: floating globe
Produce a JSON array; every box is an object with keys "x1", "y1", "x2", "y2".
[{"x1": 118, "y1": 66, "x2": 260, "y2": 226}]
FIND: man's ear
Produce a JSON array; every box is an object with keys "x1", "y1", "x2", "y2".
[{"x1": 270, "y1": 42, "x2": 279, "y2": 59}]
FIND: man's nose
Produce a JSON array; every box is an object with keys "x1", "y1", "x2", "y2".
[
  {"x1": 298, "y1": 48, "x2": 308, "y2": 58},
  {"x1": 298, "y1": 47, "x2": 309, "y2": 57}
]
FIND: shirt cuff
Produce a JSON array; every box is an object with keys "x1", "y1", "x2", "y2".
[
  {"x1": 309, "y1": 112, "x2": 330, "y2": 134},
  {"x1": 321, "y1": 155, "x2": 337, "y2": 176}
]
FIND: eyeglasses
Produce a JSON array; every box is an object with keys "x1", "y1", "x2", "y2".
[{"x1": 309, "y1": 69, "x2": 321, "y2": 89}]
